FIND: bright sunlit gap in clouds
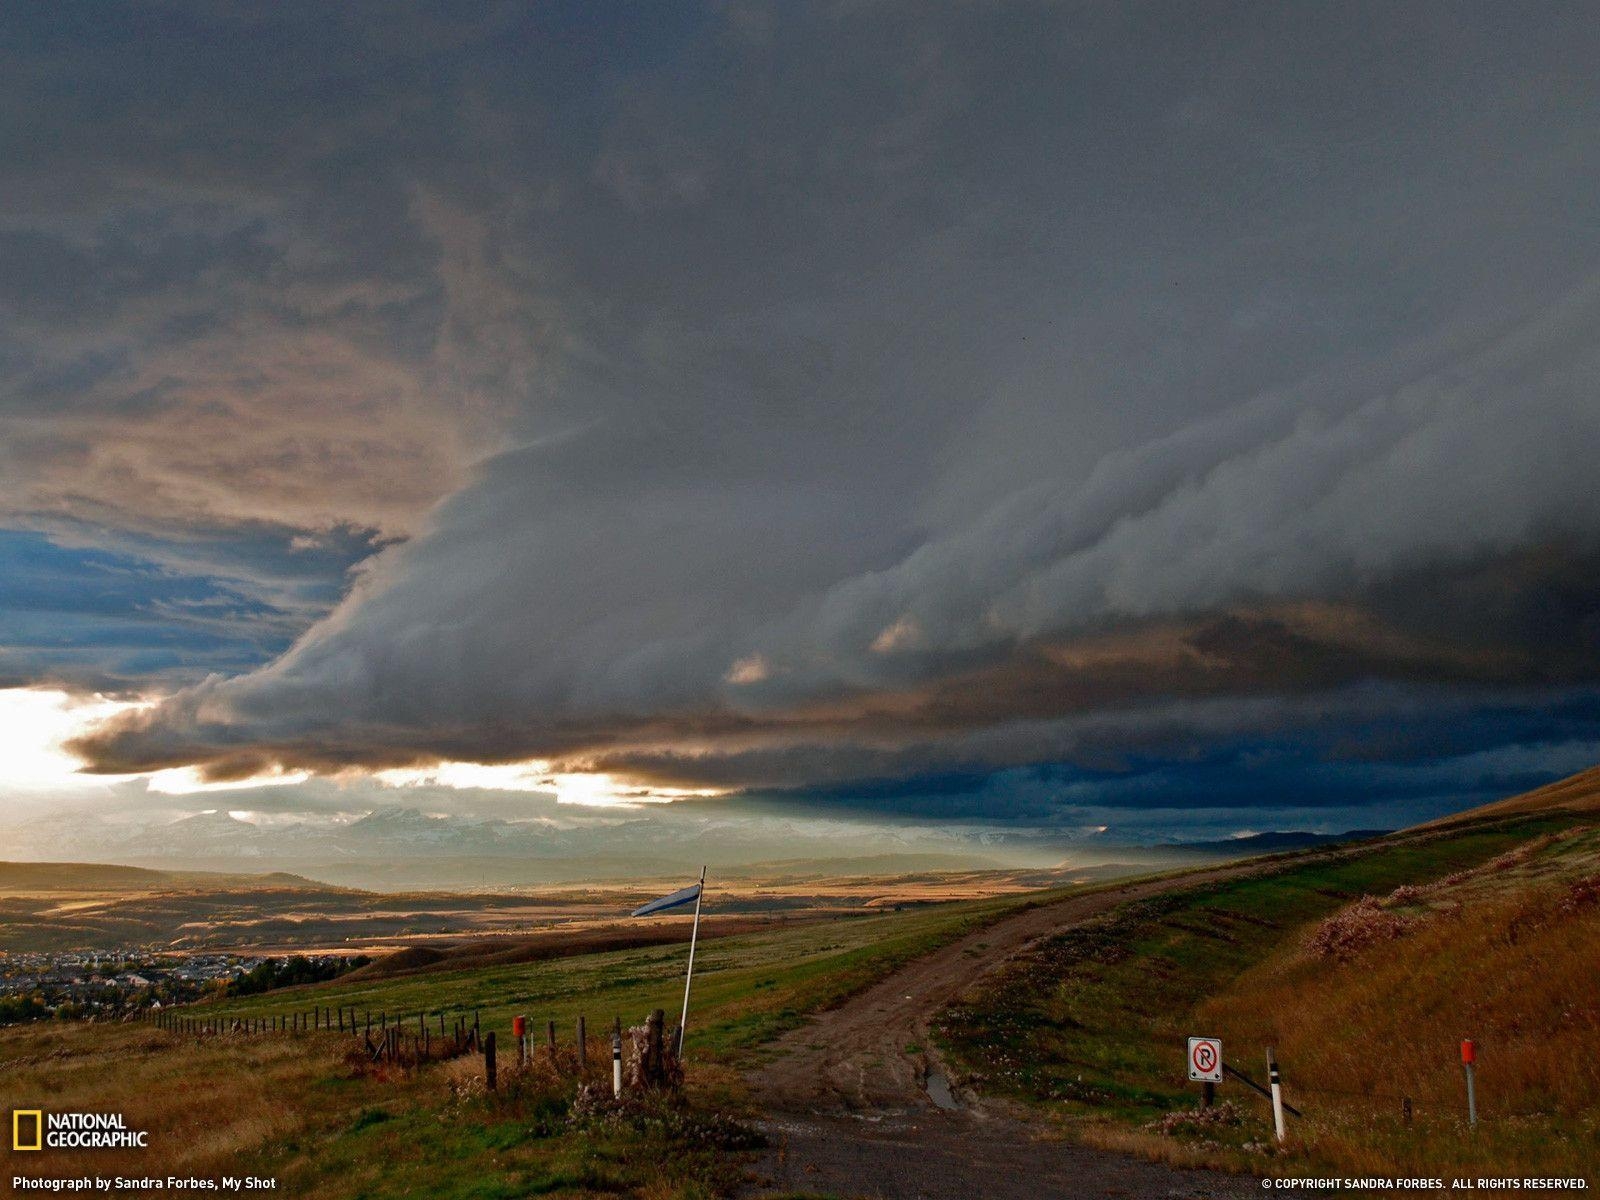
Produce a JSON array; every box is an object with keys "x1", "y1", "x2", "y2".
[
  {"x1": 374, "y1": 761, "x2": 725, "y2": 808},
  {"x1": 0, "y1": 687, "x2": 147, "y2": 790},
  {"x1": 0, "y1": 687, "x2": 721, "y2": 809}
]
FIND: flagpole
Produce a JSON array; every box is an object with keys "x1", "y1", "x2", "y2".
[{"x1": 677, "y1": 864, "x2": 706, "y2": 1058}]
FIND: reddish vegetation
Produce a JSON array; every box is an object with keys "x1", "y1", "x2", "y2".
[
  {"x1": 1144, "y1": 1101, "x2": 1245, "y2": 1136},
  {"x1": 1303, "y1": 896, "x2": 1415, "y2": 960},
  {"x1": 1558, "y1": 873, "x2": 1600, "y2": 915}
]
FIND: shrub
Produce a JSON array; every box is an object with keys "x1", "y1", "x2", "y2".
[
  {"x1": 1304, "y1": 896, "x2": 1415, "y2": 960},
  {"x1": 1145, "y1": 1100, "x2": 1245, "y2": 1137},
  {"x1": 569, "y1": 1088, "x2": 764, "y2": 1152},
  {"x1": 1559, "y1": 874, "x2": 1600, "y2": 915}
]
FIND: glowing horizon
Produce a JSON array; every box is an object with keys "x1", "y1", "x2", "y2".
[{"x1": 0, "y1": 686, "x2": 722, "y2": 809}]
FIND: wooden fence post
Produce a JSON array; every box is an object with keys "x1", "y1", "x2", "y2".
[
  {"x1": 485, "y1": 1030, "x2": 497, "y2": 1091},
  {"x1": 577, "y1": 1016, "x2": 587, "y2": 1071},
  {"x1": 647, "y1": 1009, "x2": 665, "y2": 1085}
]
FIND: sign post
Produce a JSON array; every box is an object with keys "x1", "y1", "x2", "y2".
[{"x1": 1188, "y1": 1036, "x2": 1222, "y2": 1108}]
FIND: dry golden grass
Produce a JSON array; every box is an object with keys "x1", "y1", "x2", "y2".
[
  {"x1": 0, "y1": 1024, "x2": 413, "y2": 1188},
  {"x1": 1417, "y1": 764, "x2": 1600, "y2": 828},
  {"x1": 1075, "y1": 1121, "x2": 1296, "y2": 1176},
  {"x1": 1196, "y1": 837, "x2": 1600, "y2": 1177}
]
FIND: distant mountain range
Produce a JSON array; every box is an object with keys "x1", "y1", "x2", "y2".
[
  {"x1": 2, "y1": 804, "x2": 1045, "y2": 888},
  {"x1": 1176, "y1": 829, "x2": 1391, "y2": 854},
  {"x1": 0, "y1": 801, "x2": 1395, "y2": 890}
]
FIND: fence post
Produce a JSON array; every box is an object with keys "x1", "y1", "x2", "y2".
[
  {"x1": 1267, "y1": 1047, "x2": 1286, "y2": 1143},
  {"x1": 547, "y1": 1019, "x2": 557, "y2": 1065},
  {"x1": 647, "y1": 1008, "x2": 665, "y2": 1085},
  {"x1": 1461, "y1": 1040, "x2": 1478, "y2": 1128},
  {"x1": 485, "y1": 1030, "x2": 497, "y2": 1091},
  {"x1": 577, "y1": 1016, "x2": 587, "y2": 1072}
]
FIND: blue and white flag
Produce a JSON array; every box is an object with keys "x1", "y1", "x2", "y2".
[{"x1": 631, "y1": 881, "x2": 702, "y2": 917}]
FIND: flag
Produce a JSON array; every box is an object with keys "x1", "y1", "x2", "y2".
[{"x1": 631, "y1": 881, "x2": 702, "y2": 917}]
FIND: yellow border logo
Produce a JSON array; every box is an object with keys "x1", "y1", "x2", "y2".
[{"x1": 12, "y1": 1109, "x2": 42, "y2": 1151}]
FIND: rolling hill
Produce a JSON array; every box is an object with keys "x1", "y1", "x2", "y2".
[{"x1": 1416, "y1": 762, "x2": 1600, "y2": 827}]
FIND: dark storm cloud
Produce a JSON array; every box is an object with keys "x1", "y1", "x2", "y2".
[{"x1": 7, "y1": 2, "x2": 1600, "y2": 823}]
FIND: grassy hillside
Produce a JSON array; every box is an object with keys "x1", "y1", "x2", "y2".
[
  {"x1": 0, "y1": 861, "x2": 328, "y2": 892},
  {"x1": 1198, "y1": 824, "x2": 1600, "y2": 1176},
  {"x1": 1416, "y1": 764, "x2": 1600, "y2": 827},
  {"x1": 197, "y1": 891, "x2": 1056, "y2": 1062},
  {"x1": 934, "y1": 810, "x2": 1599, "y2": 1179}
]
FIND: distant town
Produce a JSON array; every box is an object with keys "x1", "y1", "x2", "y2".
[{"x1": 0, "y1": 951, "x2": 368, "y2": 1024}]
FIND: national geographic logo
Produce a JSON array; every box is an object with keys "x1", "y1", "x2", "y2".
[
  {"x1": 13, "y1": 1110, "x2": 41, "y2": 1151},
  {"x1": 10, "y1": 1110, "x2": 149, "y2": 1150}
]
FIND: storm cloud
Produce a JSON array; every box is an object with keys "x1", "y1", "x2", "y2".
[{"x1": 6, "y1": 3, "x2": 1600, "y2": 824}]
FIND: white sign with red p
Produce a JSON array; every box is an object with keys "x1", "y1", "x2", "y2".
[{"x1": 1187, "y1": 1036, "x2": 1222, "y2": 1082}]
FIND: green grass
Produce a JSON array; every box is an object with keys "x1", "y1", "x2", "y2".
[
  {"x1": 195, "y1": 889, "x2": 1055, "y2": 1065},
  {"x1": 934, "y1": 814, "x2": 1577, "y2": 1127}
]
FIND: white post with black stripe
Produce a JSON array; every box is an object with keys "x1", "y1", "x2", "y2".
[
  {"x1": 1267, "y1": 1047, "x2": 1287, "y2": 1143},
  {"x1": 612, "y1": 1026, "x2": 623, "y2": 1098}
]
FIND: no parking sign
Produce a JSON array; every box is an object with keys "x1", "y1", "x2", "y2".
[{"x1": 1187, "y1": 1036, "x2": 1222, "y2": 1082}]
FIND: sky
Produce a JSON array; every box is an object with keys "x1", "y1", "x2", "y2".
[{"x1": 3, "y1": 2, "x2": 1600, "y2": 859}]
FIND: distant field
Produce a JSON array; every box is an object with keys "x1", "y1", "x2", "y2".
[
  {"x1": 0, "y1": 861, "x2": 1105, "y2": 954},
  {"x1": 199, "y1": 890, "x2": 1056, "y2": 1061},
  {"x1": 935, "y1": 811, "x2": 1599, "y2": 1178}
]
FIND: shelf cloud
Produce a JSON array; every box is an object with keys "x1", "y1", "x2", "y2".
[{"x1": 4, "y1": 3, "x2": 1600, "y2": 826}]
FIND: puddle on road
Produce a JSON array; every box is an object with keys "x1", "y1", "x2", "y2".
[{"x1": 923, "y1": 1070, "x2": 959, "y2": 1110}]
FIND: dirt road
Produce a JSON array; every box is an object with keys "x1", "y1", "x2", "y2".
[{"x1": 742, "y1": 870, "x2": 1262, "y2": 1199}]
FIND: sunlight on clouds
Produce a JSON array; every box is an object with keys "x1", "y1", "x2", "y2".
[
  {"x1": 145, "y1": 765, "x2": 313, "y2": 795},
  {"x1": 375, "y1": 761, "x2": 553, "y2": 792},
  {"x1": 0, "y1": 688, "x2": 146, "y2": 791},
  {"x1": 0, "y1": 691, "x2": 723, "y2": 808},
  {"x1": 375, "y1": 760, "x2": 723, "y2": 807}
]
